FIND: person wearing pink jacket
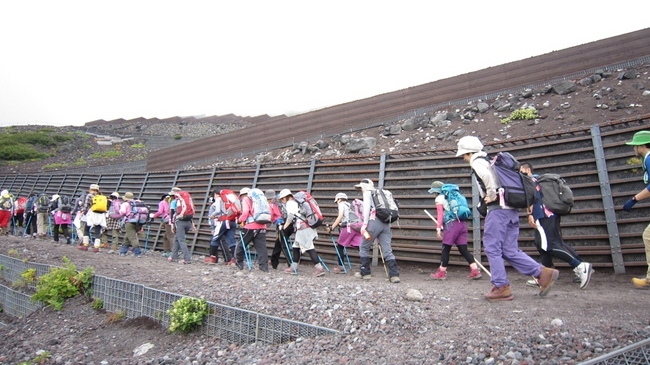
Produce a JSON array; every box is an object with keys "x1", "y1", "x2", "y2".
[{"x1": 234, "y1": 188, "x2": 269, "y2": 272}]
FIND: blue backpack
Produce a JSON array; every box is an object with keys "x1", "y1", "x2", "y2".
[{"x1": 440, "y1": 184, "x2": 472, "y2": 222}]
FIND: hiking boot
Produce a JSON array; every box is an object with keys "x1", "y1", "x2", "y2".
[
  {"x1": 204, "y1": 256, "x2": 217, "y2": 264},
  {"x1": 332, "y1": 266, "x2": 345, "y2": 274},
  {"x1": 431, "y1": 268, "x2": 447, "y2": 280},
  {"x1": 226, "y1": 258, "x2": 237, "y2": 266},
  {"x1": 284, "y1": 264, "x2": 297, "y2": 274},
  {"x1": 133, "y1": 248, "x2": 142, "y2": 257},
  {"x1": 537, "y1": 267, "x2": 559, "y2": 297},
  {"x1": 312, "y1": 264, "x2": 325, "y2": 277},
  {"x1": 468, "y1": 268, "x2": 483, "y2": 280},
  {"x1": 93, "y1": 247, "x2": 100, "y2": 253},
  {"x1": 632, "y1": 277, "x2": 650, "y2": 289},
  {"x1": 526, "y1": 279, "x2": 540, "y2": 287},
  {"x1": 574, "y1": 262, "x2": 594, "y2": 289},
  {"x1": 78, "y1": 245, "x2": 88, "y2": 251},
  {"x1": 389, "y1": 276, "x2": 401, "y2": 283},
  {"x1": 485, "y1": 284, "x2": 513, "y2": 301},
  {"x1": 354, "y1": 272, "x2": 372, "y2": 280}
]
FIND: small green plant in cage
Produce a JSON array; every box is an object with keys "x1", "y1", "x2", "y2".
[
  {"x1": 0, "y1": 264, "x2": 5, "y2": 279},
  {"x1": 167, "y1": 297, "x2": 208, "y2": 333},
  {"x1": 91, "y1": 297, "x2": 104, "y2": 310},
  {"x1": 13, "y1": 268, "x2": 37, "y2": 289},
  {"x1": 31, "y1": 256, "x2": 95, "y2": 310}
]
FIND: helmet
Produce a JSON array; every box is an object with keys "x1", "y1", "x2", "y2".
[
  {"x1": 239, "y1": 187, "x2": 250, "y2": 195},
  {"x1": 334, "y1": 193, "x2": 348, "y2": 202},
  {"x1": 456, "y1": 136, "x2": 483, "y2": 157},
  {"x1": 428, "y1": 181, "x2": 444, "y2": 194},
  {"x1": 278, "y1": 189, "x2": 292, "y2": 199}
]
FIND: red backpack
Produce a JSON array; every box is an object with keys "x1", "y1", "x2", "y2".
[
  {"x1": 219, "y1": 189, "x2": 241, "y2": 221},
  {"x1": 175, "y1": 191, "x2": 195, "y2": 219},
  {"x1": 15, "y1": 197, "x2": 27, "y2": 215}
]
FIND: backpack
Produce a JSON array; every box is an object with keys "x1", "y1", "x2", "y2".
[
  {"x1": 25, "y1": 195, "x2": 36, "y2": 213},
  {"x1": 347, "y1": 199, "x2": 364, "y2": 231},
  {"x1": 175, "y1": 191, "x2": 195, "y2": 219},
  {"x1": 72, "y1": 194, "x2": 86, "y2": 215},
  {"x1": 247, "y1": 188, "x2": 271, "y2": 224},
  {"x1": 440, "y1": 184, "x2": 472, "y2": 222},
  {"x1": 15, "y1": 197, "x2": 27, "y2": 214},
  {"x1": 488, "y1": 152, "x2": 537, "y2": 209},
  {"x1": 219, "y1": 189, "x2": 241, "y2": 221},
  {"x1": 108, "y1": 198, "x2": 123, "y2": 219},
  {"x1": 0, "y1": 196, "x2": 12, "y2": 210},
  {"x1": 537, "y1": 173, "x2": 574, "y2": 215},
  {"x1": 91, "y1": 194, "x2": 108, "y2": 213},
  {"x1": 372, "y1": 189, "x2": 399, "y2": 224},
  {"x1": 293, "y1": 191, "x2": 324, "y2": 228},
  {"x1": 37, "y1": 194, "x2": 51, "y2": 213},
  {"x1": 127, "y1": 200, "x2": 150, "y2": 224},
  {"x1": 58, "y1": 196, "x2": 72, "y2": 213}
]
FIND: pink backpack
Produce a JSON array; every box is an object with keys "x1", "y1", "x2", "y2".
[
  {"x1": 108, "y1": 199, "x2": 123, "y2": 219},
  {"x1": 54, "y1": 210, "x2": 72, "y2": 225},
  {"x1": 347, "y1": 199, "x2": 364, "y2": 231}
]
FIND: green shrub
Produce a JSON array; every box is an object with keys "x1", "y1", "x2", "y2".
[
  {"x1": 500, "y1": 107, "x2": 539, "y2": 124},
  {"x1": 173, "y1": 134, "x2": 182, "y2": 140},
  {"x1": 91, "y1": 297, "x2": 104, "y2": 310},
  {"x1": 31, "y1": 257, "x2": 94, "y2": 310},
  {"x1": 131, "y1": 143, "x2": 146, "y2": 149},
  {"x1": 90, "y1": 151, "x2": 123, "y2": 159},
  {"x1": 167, "y1": 297, "x2": 208, "y2": 332},
  {"x1": 0, "y1": 145, "x2": 48, "y2": 161}
]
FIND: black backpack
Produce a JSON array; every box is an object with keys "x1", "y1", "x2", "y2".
[
  {"x1": 37, "y1": 194, "x2": 51, "y2": 213},
  {"x1": 58, "y1": 196, "x2": 72, "y2": 213},
  {"x1": 537, "y1": 173, "x2": 574, "y2": 215}
]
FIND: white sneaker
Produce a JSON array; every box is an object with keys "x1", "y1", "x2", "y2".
[{"x1": 574, "y1": 262, "x2": 594, "y2": 289}]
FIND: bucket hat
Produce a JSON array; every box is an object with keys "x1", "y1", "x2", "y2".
[
  {"x1": 428, "y1": 181, "x2": 444, "y2": 194},
  {"x1": 456, "y1": 136, "x2": 483, "y2": 157},
  {"x1": 625, "y1": 131, "x2": 650, "y2": 146}
]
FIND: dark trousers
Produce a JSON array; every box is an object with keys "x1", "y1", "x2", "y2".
[
  {"x1": 53, "y1": 224, "x2": 71, "y2": 243},
  {"x1": 24, "y1": 212, "x2": 37, "y2": 235},
  {"x1": 271, "y1": 225, "x2": 295, "y2": 269}
]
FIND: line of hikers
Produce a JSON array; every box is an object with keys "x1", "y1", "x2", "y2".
[{"x1": 2, "y1": 130, "x2": 648, "y2": 297}]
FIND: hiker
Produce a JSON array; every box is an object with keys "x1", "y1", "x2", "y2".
[
  {"x1": 456, "y1": 135, "x2": 558, "y2": 301},
  {"x1": 428, "y1": 181, "x2": 482, "y2": 280},
  {"x1": 622, "y1": 130, "x2": 650, "y2": 289},
  {"x1": 0, "y1": 189, "x2": 14, "y2": 235},
  {"x1": 118, "y1": 192, "x2": 143, "y2": 257},
  {"x1": 519, "y1": 163, "x2": 593, "y2": 289},
  {"x1": 228, "y1": 187, "x2": 250, "y2": 267},
  {"x1": 277, "y1": 189, "x2": 324, "y2": 276},
  {"x1": 35, "y1": 191, "x2": 51, "y2": 239},
  {"x1": 105, "y1": 192, "x2": 123, "y2": 253},
  {"x1": 326, "y1": 192, "x2": 362, "y2": 274},
  {"x1": 13, "y1": 194, "x2": 26, "y2": 232},
  {"x1": 151, "y1": 193, "x2": 173, "y2": 257},
  {"x1": 78, "y1": 183, "x2": 107, "y2": 252},
  {"x1": 23, "y1": 192, "x2": 38, "y2": 238},
  {"x1": 50, "y1": 194, "x2": 72, "y2": 245},
  {"x1": 168, "y1": 187, "x2": 194, "y2": 264},
  {"x1": 71, "y1": 192, "x2": 87, "y2": 245},
  {"x1": 353, "y1": 179, "x2": 400, "y2": 283},
  {"x1": 234, "y1": 188, "x2": 270, "y2": 272},
  {"x1": 267, "y1": 189, "x2": 292, "y2": 270},
  {"x1": 205, "y1": 190, "x2": 238, "y2": 264}
]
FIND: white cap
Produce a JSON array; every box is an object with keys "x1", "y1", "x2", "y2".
[
  {"x1": 278, "y1": 189, "x2": 292, "y2": 199},
  {"x1": 51, "y1": 194, "x2": 60, "y2": 201},
  {"x1": 334, "y1": 193, "x2": 348, "y2": 202},
  {"x1": 456, "y1": 136, "x2": 483, "y2": 157},
  {"x1": 355, "y1": 179, "x2": 374, "y2": 190},
  {"x1": 239, "y1": 187, "x2": 250, "y2": 195}
]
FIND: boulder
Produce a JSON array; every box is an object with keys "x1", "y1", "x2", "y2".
[
  {"x1": 552, "y1": 80, "x2": 577, "y2": 95},
  {"x1": 430, "y1": 112, "x2": 451, "y2": 124},
  {"x1": 477, "y1": 102, "x2": 490, "y2": 113},
  {"x1": 617, "y1": 69, "x2": 638, "y2": 80},
  {"x1": 405, "y1": 289, "x2": 423, "y2": 302},
  {"x1": 345, "y1": 137, "x2": 376, "y2": 153},
  {"x1": 383, "y1": 124, "x2": 402, "y2": 136},
  {"x1": 401, "y1": 116, "x2": 429, "y2": 131}
]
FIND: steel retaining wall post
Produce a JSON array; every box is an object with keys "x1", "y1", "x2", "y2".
[
  {"x1": 471, "y1": 175, "x2": 483, "y2": 262},
  {"x1": 191, "y1": 166, "x2": 217, "y2": 250},
  {"x1": 590, "y1": 124, "x2": 625, "y2": 274}
]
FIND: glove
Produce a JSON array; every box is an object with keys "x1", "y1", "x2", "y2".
[
  {"x1": 623, "y1": 197, "x2": 637, "y2": 212},
  {"x1": 149, "y1": 213, "x2": 154, "y2": 218},
  {"x1": 275, "y1": 218, "x2": 284, "y2": 226}
]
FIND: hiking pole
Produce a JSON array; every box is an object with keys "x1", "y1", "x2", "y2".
[
  {"x1": 280, "y1": 230, "x2": 298, "y2": 274},
  {"x1": 376, "y1": 241, "x2": 389, "y2": 279},
  {"x1": 11, "y1": 215, "x2": 17, "y2": 236},
  {"x1": 327, "y1": 227, "x2": 347, "y2": 274},
  {"x1": 318, "y1": 256, "x2": 330, "y2": 272},
  {"x1": 423, "y1": 209, "x2": 438, "y2": 225},
  {"x1": 342, "y1": 246, "x2": 352, "y2": 270},
  {"x1": 23, "y1": 214, "x2": 32, "y2": 238},
  {"x1": 474, "y1": 258, "x2": 492, "y2": 278},
  {"x1": 238, "y1": 229, "x2": 252, "y2": 270},
  {"x1": 143, "y1": 223, "x2": 151, "y2": 253}
]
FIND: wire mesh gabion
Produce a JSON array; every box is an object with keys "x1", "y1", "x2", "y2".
[{"x1": 0, "y1": 254, "x2": 337, "y2": 345}]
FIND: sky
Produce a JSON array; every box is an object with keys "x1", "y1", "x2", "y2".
[{"x1": 1, "y1": 1, "x2": 649, "y2": 127}]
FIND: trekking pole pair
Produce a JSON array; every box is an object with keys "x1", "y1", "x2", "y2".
[
  {"x1": 279, "y1": 230, "x2": 298, "y2": 274},
  {"x1": 327, "y1": 225, "x2": 351, "y2": 273},
  {"x1": 23, "y1": 215, "x2": 32, "y2": 238},
  {"x1": 238, "y1": 229, "x2": 253, "y2": 270}
]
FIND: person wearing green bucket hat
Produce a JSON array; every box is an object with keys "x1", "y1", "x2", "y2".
[{"x1": 623, "y1": 130, "x2": 650, "y2": 289}]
